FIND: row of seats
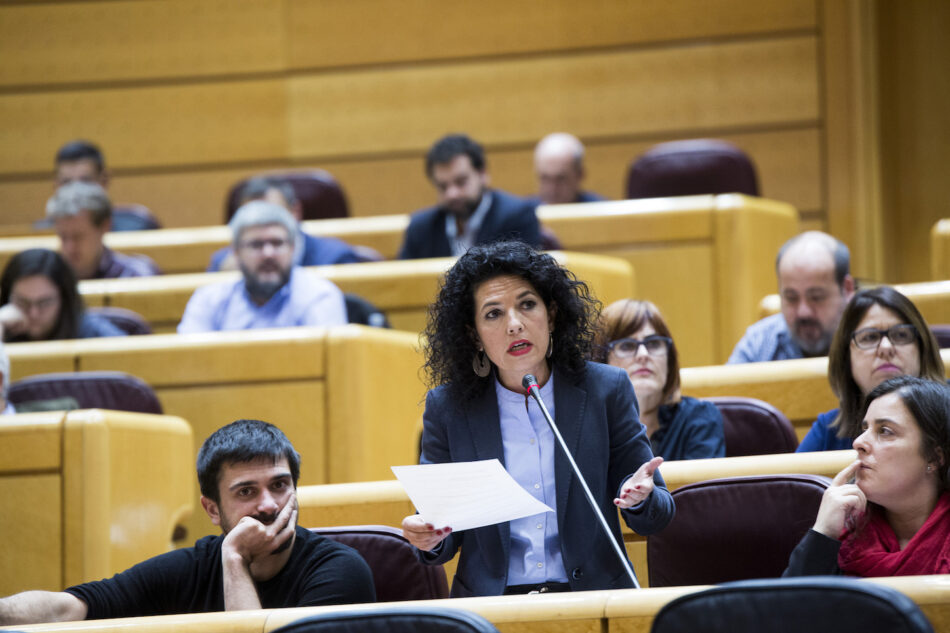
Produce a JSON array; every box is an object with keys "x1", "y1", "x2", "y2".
[{"x1": 0, "y1": 194, "x2": 797, "y2": 366}]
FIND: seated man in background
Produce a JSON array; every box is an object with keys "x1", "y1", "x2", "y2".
[
  {"x1": 208, "y1": 177, "x2": 367, "y2": 271},
  {"x1": 45, "y1": 182, "x2": 160, "y2": 279},
  {"x1": 531, "y1": 132, "x2": 605, "y2": 205},
  {"x1": 398, "y1": 133, "x2": 541, "y2": 259},
  {"x1": 0, "y1": 419, "x2": 375, "y2": 624},
  {"x1": 54, "y1": 140, "x2": 158, "y2": 231},
  {"x1": 729, "y1": 231, "x2": 855, "y2": 363},
  {"x1": 179, "y1": 201, "x2": 347, "y2": 333}
]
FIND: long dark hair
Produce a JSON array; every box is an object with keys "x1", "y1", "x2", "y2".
[
  {"x1": 0, "y1": 248, "x2": 85, "y2": 341},
  {"x1": 827, "y1": 287, "x2": 944, "y2": 439},
  {"x1": 424, "y1": 241, "x2": 600, "y2": 402}
]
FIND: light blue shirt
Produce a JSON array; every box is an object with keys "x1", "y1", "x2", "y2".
[
  {"x1": 727, "y1": 313, "x2": 805, "y2": 364},
  {"x1": 495, "y1": 375, "x2": 569, "y2": 585},
  {"x1": 177, "y1": 267, "x2": 347, "y2": 333}
]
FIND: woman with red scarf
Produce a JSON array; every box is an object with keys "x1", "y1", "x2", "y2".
[{"x1": 785, "y1": 375, "x2": 950, "y2": 577}]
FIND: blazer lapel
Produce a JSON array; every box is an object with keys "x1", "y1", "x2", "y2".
[
  {"x1": 463, "y1": 383, "x2": 510, "y2": 568},
  {"x1": 552, "y1": 367, "x2": 588, "y2": 530}
]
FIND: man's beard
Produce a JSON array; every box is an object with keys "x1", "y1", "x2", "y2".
[
  {"x1": 792, "y1": 318, "x2": 834, "y2": 357},
  {"x1": 242, "y1": 264, "x2": 290, "y2": 303},
  {"x1": 442, "y1": 193, "x2": 482, "y2": 219}
]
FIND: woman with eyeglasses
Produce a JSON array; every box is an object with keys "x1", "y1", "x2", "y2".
[
  {"x1": 0, "y1": 248, "x2": 123, "y2": 342},
  {"x1": 797, "y1": 286, "x2": 945, "y2": 452},
  {"x1": 593, "y1": 299, "x2": 725, "y2": 461}
]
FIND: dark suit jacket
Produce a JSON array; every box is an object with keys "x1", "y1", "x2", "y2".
[
  {"x1": 398, "y1": 189, "x2": 541, "y2": 259},
  {"x1": 418, "y1": 362, "x2": 674, "y2": 597}
]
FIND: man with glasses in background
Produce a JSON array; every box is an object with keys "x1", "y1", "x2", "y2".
[
  {"x1": 728, "y1": 231, "x2": 855, "y2": 364},
  {"x1": 178, "y1": 201, "x2": 346, "y2": 333}
]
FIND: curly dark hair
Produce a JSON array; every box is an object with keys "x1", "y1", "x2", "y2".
[{"x1": 424, "y1": 240, "x2": 600, "y2": 401}]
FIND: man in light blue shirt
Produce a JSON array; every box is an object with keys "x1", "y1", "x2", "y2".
[
  {"x1": 178, "y1": 201, "x2": 346, "y2": 333},
  {"x1": 728, "y1": 231, "x2": 854, "y2": 363}
]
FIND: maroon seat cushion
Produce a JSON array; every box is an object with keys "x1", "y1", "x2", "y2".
[
  {"x1": 9, "y1": 371, "x2": 162, "y2": 414},
  {"x1": 647, "y1": 474, "x2": 829, "y2": 587},
  {"x1": 87, "y1": 306, "x2": 152, "y2": 336},
  {"x1": 311, "y1": 525, "x2": 448, "y2": 602},
  {"x1": 224, "y1": 170, "x2": 349, "y2": 222},
  {"x1": 626, "y1": 139, "x2": 759, "y2": 199},
  {"x1": 704, "y1": 396, "x2": 798, "y2": 456}
]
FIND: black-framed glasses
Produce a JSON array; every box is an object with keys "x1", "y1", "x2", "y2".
[
  {"x1": 851, "y1": 324, "x2": 917, "y2": 350},
  {"x1": 607, "y1": 335, "x2": 672, "y2": 358}
]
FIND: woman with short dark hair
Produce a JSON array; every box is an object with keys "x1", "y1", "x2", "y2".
[
  {"x1": 786, "y1": 375, "x2": 950, "y2": 576},
  {"x1": 402, "y1": 241, "x2": 673, "y2": 597}
]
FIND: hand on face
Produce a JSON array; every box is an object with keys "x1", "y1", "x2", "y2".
[
  {"x1": 402, "y1": 514, "x2": 452, "y2": 551},
  {"x1": 813, "y1": 460, "x2": 867, "y2": 540},
  {"x1": 615, "y1": 456, "x2": 663, "y2": 509},
  {"x1": 222, "y1": 492, "x2": 298, "y2": 565},
  {"x1": 0, "y1": 303, "x2": 27, "y2": 338}
]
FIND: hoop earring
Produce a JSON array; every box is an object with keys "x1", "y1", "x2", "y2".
[
  {"x1": 473, "y1": 350, "x2": 491, "y2": 377},
  {"x1": 546, "y1": 333, "x2": 553, "y2": 359}
]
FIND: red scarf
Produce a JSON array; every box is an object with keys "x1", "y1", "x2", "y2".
[{"x1": 838, "y1": 492, "x2": 950, "y2": 576}]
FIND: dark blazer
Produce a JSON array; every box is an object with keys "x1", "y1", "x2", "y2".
[
  {"x1": 418, "y1": 362, "x2": 674, "y2": 597},
  {"x1": 398, "y1": 189, "x2": 541, "y2": 259}
]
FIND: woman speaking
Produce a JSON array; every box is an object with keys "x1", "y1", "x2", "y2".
[{"x1": 402, "y1": 241, "x2": 674, "y2": 597}]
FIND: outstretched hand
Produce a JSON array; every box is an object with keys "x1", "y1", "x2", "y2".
[
  {"x1": 813, "y1": 460, "x2": 866, "y2": 540},
  {"x1": 615, "y1": 456, "x2": 664, "y2": 509},
  {"x1": 402, "y1": 514, "x2": 452, "y2": 551}
]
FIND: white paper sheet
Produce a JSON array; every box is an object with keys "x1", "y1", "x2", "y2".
[{"x1": 392, "y1": 459, "x2": 554, "y2": 532}]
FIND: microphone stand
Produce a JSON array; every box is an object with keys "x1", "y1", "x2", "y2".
[{"x1": 522, "y1": 374, "x2": 641, "y2": 588}]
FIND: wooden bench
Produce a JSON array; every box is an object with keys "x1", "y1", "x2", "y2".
[
  {"x1": 1, "y1": 194, "x2": 795, "y2": 365},
  {"x1": 295, "y1": 450, "x2": 856, "y2": 589},
  {"x1": 7, "y1": 326, "x2": 429, "y2": 545},
  {"x1": 76, "y1": 251, "x2": 635, "y2": 334},
  {"x1": 931, "y1": 219, "x2": 950, "y2": 280},
  {"x1": 5, "y1": 575, "x2": 946, "y2": 633},
  {"x1": 0, "y1": 409, "x2": 193, "y2": 596}
]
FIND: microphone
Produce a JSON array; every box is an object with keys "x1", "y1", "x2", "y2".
[{"x1": 521, "y1": 374, "x2": 641, "y2": 588}]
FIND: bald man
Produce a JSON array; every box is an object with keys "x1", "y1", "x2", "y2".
[
  {"x1": 532, "y1": 133, "x2": 605, "y2": 206},
  {"x1": 729, "y1": 231, "x2": 855, "y2": 363}
]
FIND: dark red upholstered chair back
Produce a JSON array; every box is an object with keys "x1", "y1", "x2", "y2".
[
  {"x1": 646, "y1": 474, "x2": 829, "y2": 587},
  {"x1": 270, "y1": 606, "x2": 499, "y2": 633},
  {"x1": 626, "y1": 139, "x2": 759, "y2": 199},
  {"x1": 311, "y1": 525, "x2": 448, "y2": 602},
  {"x1": 224, "y1": 170, "x2": 349, "y2": 223},
  {"x1": 87, "y1": 306, "x2": 152, "y2": 335},
  {"x1": 704, "y1": 396, "x2": 798, "y2": 456},
  {"x1": 650, "y1": 577, "x2": 935, "y2": 633},
  {"x1": 929, "y1": 324, "x2": 950, "y2": 348},
  {"x1": 111, "y1": 204, "x2": 162, "y2": 231},
  {"x1": 9, "y1": 371, "x2": 163, "y2": 414}
]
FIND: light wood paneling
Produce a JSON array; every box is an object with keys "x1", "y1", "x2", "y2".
[
  {"x1": 0, "y1": 80, "x2": 287, "y2": 175},
  {"x1": 289, "y1": 37, "x2": 819, "y2": 159},
  {"x1": 288, "y1": 0, "x2": 816, "y2": 69},
  {"x1": 0, "y1": 474, "x2": 62, "y2": 593},
  {"x1": 0, "y1": 1, "x2": 284, "y2": 87}
]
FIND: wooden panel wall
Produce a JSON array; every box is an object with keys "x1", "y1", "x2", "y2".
[{"x1": 0, "y1": 1, "x2": 823, "y2": 237}]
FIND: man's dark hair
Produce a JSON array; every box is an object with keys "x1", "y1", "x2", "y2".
[
  {"x1": 197, "y1": 419, "x2": 301, "y2": 503},
  {"x1": 425, "y1": 134, "x2": 486, "y2": 179},
  {"x1": 239, "y1": 177, "x2": 299, "y2": 208},
  {"x1": 55, "y1": 140, "x2": 105, "y2": 173}
]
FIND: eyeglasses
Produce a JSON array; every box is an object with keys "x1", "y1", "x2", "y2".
[
  {"x1": 607, "y1": 335, "x2": 672, "y2": 358},
  {"x1": 851, "y1": 324, "x2": 917, "y2": 350},
  {"x1": 11, "y1": 294, "x2": 60, "y2": 313},
  {"x1": 239, "y1": 238, "x2": 291, "y2": 253}
]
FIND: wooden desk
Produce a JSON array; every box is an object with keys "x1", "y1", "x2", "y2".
[{"x1": 0, "y1": 409, "x2": 193, "y2": 595}]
